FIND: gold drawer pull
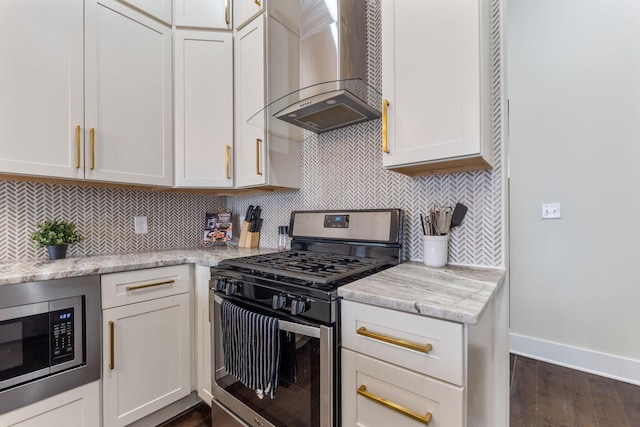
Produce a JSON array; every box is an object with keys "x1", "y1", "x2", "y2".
[
  {"x1": 109, "y1": 320, "x2": 115, "y2": 370},
  {"x1": 225, "y1": 144, "x2": 231, "y2": 179},
  {"x1": 90, "y1": 128, "x2": 96, "y2": 170},
  {"x1": 358, "y1": 385, "x2": 432, "y2": 425},
  {"x1": 75, "y1": 125, "x2": 81, "y2": 168},
  {"x1": 254, "y1": 0, "x2": 260, "y2": 6},
  {"x1": 126, "y1": 279, "x2": 176, "y2": 292},
  {"x1": 357, "y1": 326, "x2": 432, "y2": 354},
  {"x1": 382, "y1": 99, "x2": 390, "y2": 154},
  {"x1": 256, "y1": 138, "x2": 263, "y2": 175}
]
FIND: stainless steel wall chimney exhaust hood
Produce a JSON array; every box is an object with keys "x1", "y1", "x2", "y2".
[{"x1": 249, "y1": 0, "x2": 381, "y2": 135}]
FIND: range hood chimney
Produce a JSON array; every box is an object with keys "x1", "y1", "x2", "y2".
[{"x1": 250, "y1": 0, "x2": 381, "y2": 135}]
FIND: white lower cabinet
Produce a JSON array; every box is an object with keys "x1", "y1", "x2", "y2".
[
  {"x1": 194, "y1": 264, "x2": 213, "y2": 404},
  {"x1": 342, "y1": 297, "x2": 507, "y2": 427},
  {"x1": 101, "y1": 265, "x2": 192, "y2": 427},
  {"x1": 0, "y1": 381, "x2": 100, "y2": 427},
  {"x1": 342, "y1": 349, "x2": 463, "y2": 427}
]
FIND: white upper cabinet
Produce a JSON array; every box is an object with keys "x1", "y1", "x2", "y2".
[
  {"x1": 175, "y1": 0, "x2": 232, "y2": 29},
  {"x1": 85, "y1": 0, "x2": 173, "y2": 186},
  {"x1": 0, "y1": 0, "x2": 84, "y2": 180},
  {"x1": 234, "y1": 12, "x2": 301, "y2": 190},
  {"x1": 234, "y1": 16, "x2": 266, "y2": 188},
  {"x1": 174, "y1": 30, "x2": 233, "y2": 188},
  {"x1": 381, "y1": 0, "x2": 493, "y2": 176},
  {"x1": 118, "y1": 0, "x2": 172, "y2": 24},
  {"x1": 234, "y1": 0, "x2": 264, "y2": 30}
]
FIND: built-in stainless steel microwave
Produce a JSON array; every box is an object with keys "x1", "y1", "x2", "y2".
[{"x1": 0, "y1": 276, "x2": 101, "y2": 415}]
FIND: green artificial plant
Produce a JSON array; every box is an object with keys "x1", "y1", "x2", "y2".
[{"x1": 30, "y1": 219, "x2": 84, "y2": 248}]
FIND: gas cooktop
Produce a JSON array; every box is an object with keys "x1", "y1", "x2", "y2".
[{"x1": 220, "y1": 250, "x2": 389, "y2": 285}]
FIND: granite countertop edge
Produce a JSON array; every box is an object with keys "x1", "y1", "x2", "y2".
[
  {"x1": 337, "y1": 261, "x2": 506, "y2": 325},
  {"x1": 0, "y1": 247, "x2": 275, "y2": 286},
  {"x1": 0, "y1": 250, "x2": 505, "y2": 325}
]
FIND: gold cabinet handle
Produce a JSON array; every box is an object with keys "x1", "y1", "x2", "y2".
[
  {"x1": 254, "y1": 0, "x2": 260, "y2": 6},
  {"x1": 357, "y1": 326, "x2": 432, "y2": 354},
  {"x1": 382, "y1": 99, "x2": 390, "y2": 154},
  {"x1": 126, "y1": 279, "x2": 176, "y2": 292},
  {"x1": 358, "y1": 385, "x2": 432, "y2": 425},
  {"x1": 224, "y1": 0, "x2": 230, "y2": 25},
  {"x1": 109, "y1": 320, "x2": 115, "y2": 370},
  {"x1": 75, "y1": 125, "x2": 81, "y2": 168},
  {"x1": 225, "y1": 144, "x2": 231, "y2": 179},
  {"x1": 89, "y1": 128, "x2": 96, "y2": 170},
  {"x1": 256, "y1": 138, "x2": 263, "y2": 175}
]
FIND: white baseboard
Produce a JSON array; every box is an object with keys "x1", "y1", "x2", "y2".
[{"x1": 510, "y1": 332, "x2": 640, "y2": 386}]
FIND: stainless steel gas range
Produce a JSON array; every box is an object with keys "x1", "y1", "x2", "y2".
[{"x1": 209, "y1": 209, "x2": 403, "y2": 427}]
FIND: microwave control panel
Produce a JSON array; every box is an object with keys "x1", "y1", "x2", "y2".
[{"x1": 50, "y1": 308, "x2": 74, "y2": 364}]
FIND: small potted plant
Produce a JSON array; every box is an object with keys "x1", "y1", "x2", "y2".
[{"x1": 30, "y1": 219, "x2": 84, "y2": 260}]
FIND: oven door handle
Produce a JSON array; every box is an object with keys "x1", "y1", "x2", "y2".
[{"x1": 213, "y1": 294, "x2": 320, "y2": 338}]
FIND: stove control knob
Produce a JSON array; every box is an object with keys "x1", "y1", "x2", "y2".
[
  {"x1": 272, "y1": 294, "x2": 286, "y2": 310},
  {"x1": 290, "y1": 298, "x2": 307, "y2": 316},
  {"x1": 214, "y1": 278, "x2": 226, "y2": 292},
  {"x1": 225, "y1": 280, "x2": 239, "y2": 296}
]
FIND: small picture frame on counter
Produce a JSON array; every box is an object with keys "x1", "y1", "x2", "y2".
[{"x1": 203, "y1": 212, "x2": 233, "y2": 245}]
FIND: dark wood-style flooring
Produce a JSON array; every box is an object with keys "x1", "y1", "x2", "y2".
[
  {"x1": 510, "y1": 354, "x2": 640, "y2": 427},
  {"x1": 157, "y1": 402, "x2": 211, "y2": 427},
  {"x1": 159, "y1": 354, "x2": 640, "y2": 427}
]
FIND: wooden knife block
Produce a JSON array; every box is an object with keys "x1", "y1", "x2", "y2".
[{"x1": 239, "y1": 221, "x2": 260, "y2": 248}]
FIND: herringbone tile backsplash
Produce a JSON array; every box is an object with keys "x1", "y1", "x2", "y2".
[
  {"x1": 228, "y1": 0, "x2": 505, "y2": 266},
  {"x1": 0, "y1": 181, "x2": 225, "y2": 260},
  {"x1": 0, "y1": 0, "x2": 504, "y2": 266}
]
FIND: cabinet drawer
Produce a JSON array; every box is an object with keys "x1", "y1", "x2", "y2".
[
  {"x1": 101, "y1": 265, "x2": 191, "y2": 309},
  {"x1": 342, "y1": 349, "x2": 463, "y2": 427},
  {"x1": 342, "y1": 300, "x2": 463, "y2": 385}
]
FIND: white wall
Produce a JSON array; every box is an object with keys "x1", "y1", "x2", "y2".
[{"x1": 508, "y1": 0, "x2": 640, "y2": 384}]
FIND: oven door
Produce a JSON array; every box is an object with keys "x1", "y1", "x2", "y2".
[{"x1": 211, "y1": 293, "x2": 335, "y2": 427}]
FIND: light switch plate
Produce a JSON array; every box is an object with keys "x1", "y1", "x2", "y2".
[
  {"x1": 541, "y1": 203, "x2": 561, "y2": 219},
  {"x1": 134, "y1": 216, "x2": 148, "y2": 234}
]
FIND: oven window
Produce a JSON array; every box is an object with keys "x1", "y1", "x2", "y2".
[
  {"x1": 217, "y1": 332, "x2": 321, "y2": 427},
  {"x1": 0, "y1": 313, "x2": 50, "y2": 385}
]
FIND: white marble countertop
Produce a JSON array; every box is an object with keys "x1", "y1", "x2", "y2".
[
  {"x1": 0, "y1": 246, "x2": 276, "y2": 286},
  {"x1": 338, "y1": 262, "x2": 506, "y2": 324},
  {"x1": 0, "y1": 249, "x2": 505, "y2": 325}
]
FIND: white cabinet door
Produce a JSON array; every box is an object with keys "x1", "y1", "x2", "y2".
[
  {"x1": 233, "y1": 14, "x2": 301, "y2": 190},
  {"x1": 85, "y1": 0, "x2": 173, "y2": 187},
  {"x1": 174, "y1": 30, "x2": 233, "y2": 188},
  {"x1": 119, "y1": 0, "x2": 172, "y2": 24},
  {"x1": 102, "y1": 293, "x2": 192, "y2": 427},
  {"x1": 381, "y1": 0, "x2": 492, "y2": 175},
  {"x1": 234, "y1": 0, "x2": 264, "y2": 30},
  {"x1": 194, "y1": 265, "x2": 213, "y2": 403},
  {"x1": 0, "y1": 381, "x2": 100, "y2": 427},
  {"x1": 0, "y1": 0, "x2": 84, "y2": 180},
  {"x1": 175, "y1": 0, "x2": 232, "y2": 29},
  {"x1": 234, "y1": 15, "x2": 267, "y2": 188},
  {"x1": 342, "y1": 349, "x2": 464, "y2": 427}
]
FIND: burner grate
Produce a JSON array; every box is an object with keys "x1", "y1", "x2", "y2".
[{"x1": 222, "y1": 251, "x2": 389, "y2": 284}]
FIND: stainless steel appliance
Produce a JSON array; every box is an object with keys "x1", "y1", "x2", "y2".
[
  {"x1": 251, "y1": 0, "x2": 382, "y2": 134},
  {"x1": 0, "y1": 275, "x2": 101, "y2": 414},
  {"x1": 210, "y1": 209, "x2": 403, "y2": 427}
]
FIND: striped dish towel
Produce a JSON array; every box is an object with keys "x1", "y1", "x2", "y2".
[{"x1": 221, "y1": 299, "x2": 281, "y2": 399}]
